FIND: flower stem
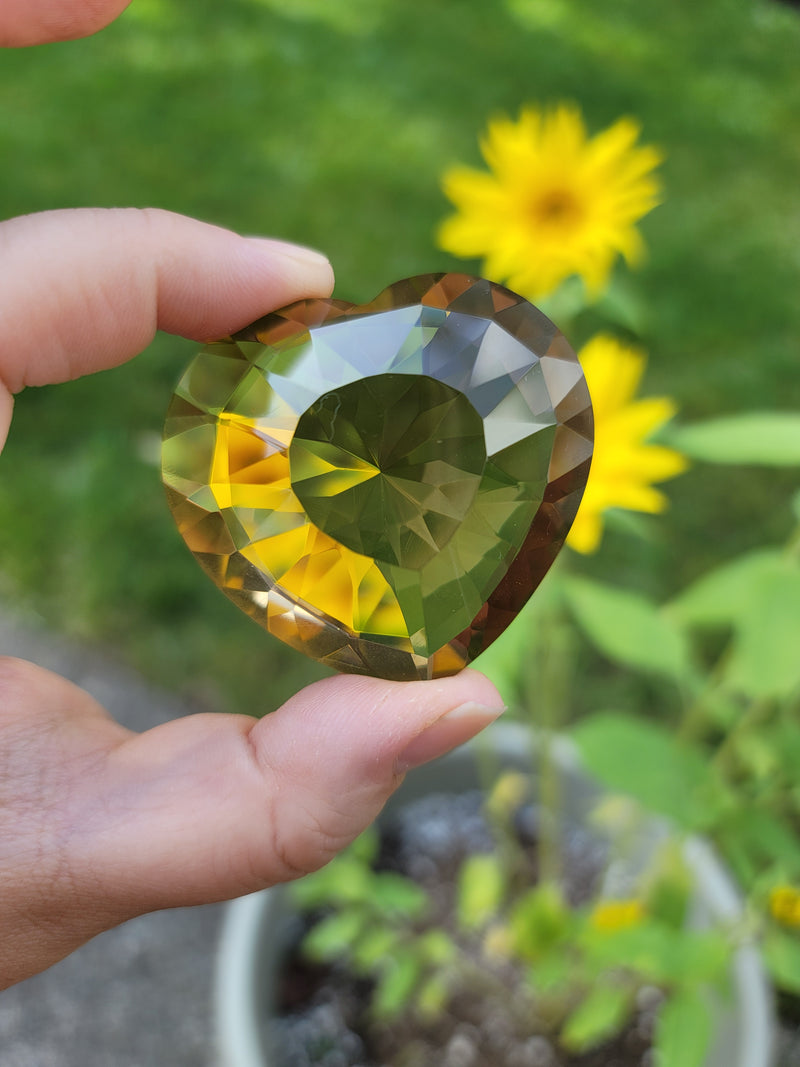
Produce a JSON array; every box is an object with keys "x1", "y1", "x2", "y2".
[{"x1": 529, "y1": 604, "x2": 573, "y2": 888}]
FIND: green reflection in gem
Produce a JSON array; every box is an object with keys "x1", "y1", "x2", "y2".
[
  {"x1": 381, "y1": 430, "x2": 555, "y2": 657},
  {"x1": 289, "y1": 373, "x2": 486, "y2": 570}
]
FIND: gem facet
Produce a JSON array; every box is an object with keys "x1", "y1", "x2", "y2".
[{"x1": 162, "y1": 274, "x2": 593, "y2": 680}]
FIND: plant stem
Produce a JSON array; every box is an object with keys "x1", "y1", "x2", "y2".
[
  {"x1": 530, "y1": 603, "x2": 573, "y2": 888},
  {"x1": 676, "y1": 644, "x2": 737, "y2": 744}
]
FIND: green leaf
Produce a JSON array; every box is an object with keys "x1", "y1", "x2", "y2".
[
  {"x1": 764, "y1": 928, "x2": 800, "y2": 994},
  {"x1": 527, "y1": 950, "x2": 575, "y2": 995},
  {"x1": 668, "y1": 413, "x2": 800, "y2": 466},
  {"x1": 732, "y1": 730, "x2": 779, "y2": 781},
  {"x1": 726, "y1": 565, "x2": 800, "y2": 699},
  {"x1": 699, "y1": 691, "x2": 745, "y2": 730},
  {"x1": 563, "y1": 576, "x2": 693, "y2": 684},
  {"x1": 560, "y1": 983, "x2": 632, "y2": 1052},
  {"x1": 302, "y1": 908, "x2": 366, "y2": 962},
  {"x1": 457, "y1": 852, "x2": 506, "y2": 931},
  {"x1": 350, "y1": 925, "x2": 402, "y2": 972},
  {"x1": 372, "y1": 952, "x2": 423, "y2": 1021},
  {"x1": 654, "y1": 989, "x2": 713, "y2": 1067},
  {"x1": 509, "y1": 884, "x2": 571, "y2": 960},
  {"x1": 644, "y1": 842, "x2": 692, "y2": 929},
  {"x1": 715, "y1": 822, "x2": 760, "y2": 888},
  {"x1": 647, "y1": 879, "x2": 690, "y2": 930},
  {"x1": 291, "y1": 856, "x2": 373, "y2": 909},
  {"x1": 582, "y1": 923, "x2": 673, "y2": 984},
  {"x1": 668, "y1": 931, "x2": 731, "y2": 987},
  {"x1": 726, "y1": 808, "x2": 800, "y2": 874},
  {"x1": 370, "y1": 872, "x2": 430, "y2": 919},
  {"x1": 417, "y1": 928, "x2": 457, "y2": 966},
  {"x1": 572, "y1": 712, "x2": 714, "y2": 830},
  {"x1": 667, "y1": 548, "x2": 784, "y2": 629},
  {"x1": 414, "y1": 973, "x2": 451, "y2": 1020},
  {"x1": 349, "y1": 827, "x2": 380, "y2": 866},
  {"x1": 583, "y1": 922, "x2": 728, "y2": 988}
]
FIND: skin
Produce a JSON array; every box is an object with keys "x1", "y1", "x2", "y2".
[
  {"x1": 0, "y1": 0, "x2": 132, "y2": 46},
  {"x1": 0, "y1": 2, "x2": 504, "y2": 989}
]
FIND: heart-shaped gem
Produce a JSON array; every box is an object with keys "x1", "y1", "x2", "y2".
[{"x1": 162, "y1": 274, "x2": 593, "y2": 680}]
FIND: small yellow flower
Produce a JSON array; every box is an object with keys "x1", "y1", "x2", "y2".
[
  {"x1": 769, "y1": 885, "x2": 800, "y2": 928},
  {"x1": 437, "y1": 103, "x2": 662, "y2": 300},
  {"x1": 590, "y1": 898, "x2": 645, "y2": 932},
  {"x1": 568, "y1": 335, "x2": 688, "y2": 554}
]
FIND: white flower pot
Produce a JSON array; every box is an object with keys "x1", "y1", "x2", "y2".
[{"x1": 215, "y1": 724, "x2": 775, "y2": 1067}]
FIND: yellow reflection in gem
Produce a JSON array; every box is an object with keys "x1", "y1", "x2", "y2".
[
  {"x1": 213, "y1": 413, "x2": 408, "y2": 638},
  {"x1": 210, "y1": 414, "x2": 301, "y2": 513}
]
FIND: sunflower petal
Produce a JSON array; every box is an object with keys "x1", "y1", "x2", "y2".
[{"x1": 568, "y1": 335, "x2": 688, "y2": 551}]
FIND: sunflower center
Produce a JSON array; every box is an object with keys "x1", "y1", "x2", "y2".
[{"x1": 530, "y1": 188, "x2": 584, "y2": 230}]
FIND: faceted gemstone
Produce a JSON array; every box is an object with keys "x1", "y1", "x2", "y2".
[{"x1": 162, "y1": 273, "x2": 593, "y2": 681}]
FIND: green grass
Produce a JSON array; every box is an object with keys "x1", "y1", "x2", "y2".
[{"x1": 1, "y1": 0, "x2": 799, "y2": 713}]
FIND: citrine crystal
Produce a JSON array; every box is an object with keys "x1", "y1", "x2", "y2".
[{"x1": 162, "y1": 274, "x2": 593, "y2": 680}]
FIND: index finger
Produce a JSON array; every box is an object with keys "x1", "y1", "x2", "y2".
[
  {"x1": 0, "y1": 207, "x2": 334, "y2": 449},
  {"x1": 0, "y1": 0, "x2": 131, "y2": 47}
]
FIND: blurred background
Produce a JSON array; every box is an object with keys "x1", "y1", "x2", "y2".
[
  {"x1": 1, "y1": 0, "x2": 799, "y2": 716},
  {"x1": 1, "y1": 3, "x2": 800, "y2": 1065}
]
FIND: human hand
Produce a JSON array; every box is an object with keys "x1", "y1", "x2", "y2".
[{"x1": 0, "y1": 7, "x2": 504, "y2": 989}]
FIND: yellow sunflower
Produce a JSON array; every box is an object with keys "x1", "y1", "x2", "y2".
[
  {"x1": 568, "y1": 335, "x2": 688, "y2": 555},
  {"x1": 438, "y1": 104, "x2": 662, "y2": 300},
  {"x1": 769, "y1": 885, "x2": 800, "y2": 928}
]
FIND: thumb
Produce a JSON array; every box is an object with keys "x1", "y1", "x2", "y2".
[{"x1": 72, "y1": 670, "x2": 505, "y2": 917}]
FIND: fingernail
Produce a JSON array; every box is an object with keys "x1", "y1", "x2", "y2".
[
  {"x1": 247, "y1": 236, "x2": 332, "y2": 270},
  {"x1": 396, "y1": 702, "x2": 507, "y2": 773}
]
